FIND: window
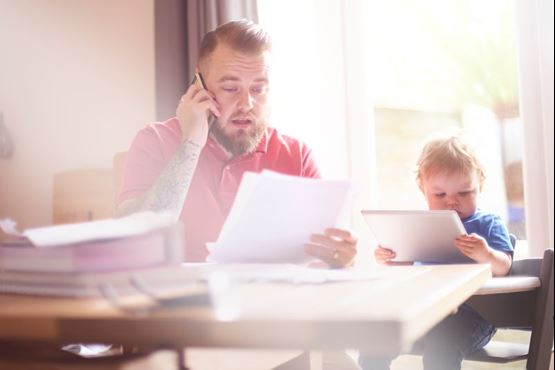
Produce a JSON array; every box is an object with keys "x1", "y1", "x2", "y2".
[{"x1": 258, "y1": 0, "x2": 527, "y2": 254}]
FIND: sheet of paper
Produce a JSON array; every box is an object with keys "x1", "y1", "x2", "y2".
[
  {"x1": 0, "y1": 212, "x2": 174, "y2": 247},
  {"x1": 180, "y1": 263, "x2": 392, "y2": 284},
  {"x1": 207, "y1": 171, "x2": 353, "y2": 263},
  {"x1": 0, "y1": 218, "x2": 21, "y2": 236}
]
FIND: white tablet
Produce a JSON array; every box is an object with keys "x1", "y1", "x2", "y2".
[{"x1": 361, "y1": 210, "x2": 473, "y2": 263}]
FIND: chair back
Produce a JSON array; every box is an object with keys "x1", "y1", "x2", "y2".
[
  {"x1": 112, "y1": 151, "x2": 127, "y2": 201},
  {"x1": 53, "y1": 169, "x2": 115, "y2": 224},
  {"x1": 509, "y1": 233, "x2": 517, "y2": 249},
  {"x1": 527, "y1": 248, "x2": 554, "y2": 370},
  {"x1": 465, "y1": 249, "x2": 554, "y2": 369}
]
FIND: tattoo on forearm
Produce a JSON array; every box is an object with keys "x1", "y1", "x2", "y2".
[{"x1": 140, "y1": 140, "x2": 201, "y2": 216}]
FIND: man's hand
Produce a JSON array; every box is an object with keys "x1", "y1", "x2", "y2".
[
  {"x1": 176, "y1": 83, "x2": 221, "y2": 146},
  {"x1": 304, "y1": 228, "x2": 357, "y2": 268},
  {"x1": 374, "y1": 245, "x2": 396, "y2": 265},
  {"x1": 454, "y1": 233, "x2": 491, "y2": 263}
]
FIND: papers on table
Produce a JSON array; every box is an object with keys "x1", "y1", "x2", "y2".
[
  {"x1": 0, "y1": 211, "x2": 175, "y2": 247},
  {"x1": 181, "y1": 263, "x2": 388, "y2": 284},
  {"x1": 0, "y1": 265, "x2": 194, "y2": 298},
  {"x1": 207, "y1": 171, "x2": 353, "y2": 263},
  {"x1": 0, "y1": 212, "x2": 184, "y2": 296}
]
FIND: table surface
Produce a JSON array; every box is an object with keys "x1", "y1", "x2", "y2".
[{"x1": 0, "y1": 264, "x2": 492, "y2": 355}]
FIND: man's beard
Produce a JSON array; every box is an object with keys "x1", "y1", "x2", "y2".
[{"x1": 210, "y1": 118, "x2": 266, "y2": 156}]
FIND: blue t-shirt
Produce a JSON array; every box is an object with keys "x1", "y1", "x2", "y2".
[{"x1": 462, "y1": 209, "x2": 514, "y2": 257}]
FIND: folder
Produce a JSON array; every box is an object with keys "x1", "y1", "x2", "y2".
[
  {"x1": 0, "y1": 213, "x2": 186, "y2": 298},
  {"x1": 0, "y1": 265, "x2": 203, "y2": 299},
  {"x1": 0, "y1": 226, "x2": 182, "y2": 273}
]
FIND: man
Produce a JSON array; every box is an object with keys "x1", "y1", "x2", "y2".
[{"x1": 118, "y1": 19, "x2": 357, "y2": 268}]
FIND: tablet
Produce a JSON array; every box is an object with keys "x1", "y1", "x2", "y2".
[{"x1": 361, "y1": 210, "x2": 473, "y2": 263}]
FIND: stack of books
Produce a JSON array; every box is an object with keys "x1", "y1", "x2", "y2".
[{"x1": 0, "y1": 212, "x2": 189, "y2": 298}]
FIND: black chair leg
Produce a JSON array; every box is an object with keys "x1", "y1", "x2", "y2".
[{"x1": 176, "y1": 347, "x2": 190, "y2": 370}]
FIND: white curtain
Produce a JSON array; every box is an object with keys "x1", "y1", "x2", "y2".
[
  {"x1": 186, "y1": 0, "x2": 259, "y2": 83},
  {"x1": 516, "y1": 0, "x2": 554, "y2": 256},
  {"x1": 257, "y1": 0, "x2": 378, "y2": 263}
]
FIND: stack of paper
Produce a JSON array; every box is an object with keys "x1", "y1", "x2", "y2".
[
  {"x1": 180, "y1": 263, "x2": 389, "y2": 284},
  {"x1": 1, "y1": 211, "x2": 176, "y2": 247},
  {"x1": 0, "y1": 212, "x2": 185, "y2": 297},
  {"x1": 207, "y1": 171, "x2": 353, "y2": 263},
  {"x1": 0, "y1": 265, "x2": 195, "y2": 298}
]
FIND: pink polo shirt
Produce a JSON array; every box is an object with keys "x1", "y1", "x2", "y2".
[{"x1": 118, "y1": 118, "x2": 320, "y2": 261}]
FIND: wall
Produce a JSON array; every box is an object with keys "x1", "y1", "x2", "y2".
[{"x1": 0, "y1": 0, "x2": 156, "y2": 229}]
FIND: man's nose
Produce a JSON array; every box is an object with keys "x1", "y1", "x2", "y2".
[{"x1": 237, "y1": 91, "x2": 254, "y2": 111}]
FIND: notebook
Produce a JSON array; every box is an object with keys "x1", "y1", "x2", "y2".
[
  {"x1": 0, "y1": 212, "x2": 183, "y2": 273},
  {"x1": 0, "y1": 265, "x2": 205, "y2": 298},
  {"x1": 361, "y1": 210, "x2": 473, "y2": 263},
  {"x1": 0, "y1": 231, "x2": 168, "y2": 273}
]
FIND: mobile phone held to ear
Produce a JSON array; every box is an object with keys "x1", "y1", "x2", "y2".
[
  {"x1": 191, "y1": 72, "x2": 207, "y2": 89},
  {"x1": 191, "y1": 72, "x2": 215, "y2": 125}
]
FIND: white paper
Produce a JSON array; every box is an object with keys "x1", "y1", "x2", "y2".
[
  {"x1": 208, "y1": 171, "x2": 353, "y2": 263},
  {"x1": 0, "y1": 218, "x2": 22, "y2": 236},
  {"x1": 180, "y1": 263, "x2": 388, "y2": 284},
  {"x1": 1, "y1": 212, "x2": 174, "y2": 248}
]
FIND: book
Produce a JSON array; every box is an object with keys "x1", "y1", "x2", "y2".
[
  {"x1": 0, "y1": 212, "x2": 183, "y2": 273},
  {"x1": 0, "y1": 230, "x2": 179, "y2": 273},
  {"x1": 0, "y1": 211, "x2": 176, "y2": 247},
  {"x1": 0, "y1": 265, "x2": 207, "y2": 299}
]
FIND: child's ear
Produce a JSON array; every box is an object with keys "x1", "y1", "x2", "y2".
[
  {"x1": 416, "y1": 180, "x2": 425, "y2": 194},
  {"x1": 478, "y1": 178, "x2": 484, "y2": 192}
]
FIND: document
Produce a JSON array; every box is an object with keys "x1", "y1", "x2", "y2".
[
  {"x1": 0, "y1": 212, "x2": 183, "y2": 274},
  {"x1": 181, "y1": 263, "x2": 392, "y2": 284},
  {"x1": 0, "y1": 231, "x2": 171, "y2": 273},
  {"x1": 0, "y1": 211, "x2": 174, "y2": 247},
  {"x1": 207, "y1": 171, "x2": 353, "y2": 263},
  {"x1": 0, "y1": 265, "x2": 203, "y2": 298}
]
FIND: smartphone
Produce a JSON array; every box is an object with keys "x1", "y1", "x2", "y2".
[
  {"x1": 191, "y1": 72, "x2": 215, "y2": 125},
  {"x1": 191, "y1": 72, "x2": 207, "y2": 89}
]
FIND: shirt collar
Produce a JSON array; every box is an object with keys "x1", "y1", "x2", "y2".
[{"x1": 254, "y1": 128, "x2": 269, "y2": 153}]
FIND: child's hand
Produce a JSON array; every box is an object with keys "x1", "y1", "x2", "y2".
[
  {"x1": 374, "y1": 245, "x2": 396, "y2": 265},
  {"x1": 454, "y1": 233, "x2": 491, "y2": 263}
]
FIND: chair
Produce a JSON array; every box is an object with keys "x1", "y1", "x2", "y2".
[
  {"x1": 112, "y1": 151, "x2": 127, "y2": 201},
  {"x1": 53, "y1": 169, "x2": 116, "y2": 224},
  {"x1": 464, "y1": 248, "x2": 554, "y2": 369}
]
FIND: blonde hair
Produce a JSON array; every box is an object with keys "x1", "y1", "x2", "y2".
[
  {"x1": 199, "y1": 19, "x2": 271, "y2": 64},
  {"x1": 416, "y1": 134, "x2": 486, "y2": 189}
]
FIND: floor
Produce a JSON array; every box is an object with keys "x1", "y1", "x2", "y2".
[{"x1": 1, "y1": 330, "x2": 548, "y2": 370}]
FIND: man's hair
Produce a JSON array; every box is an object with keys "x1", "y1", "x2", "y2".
[
  {"x1": 199, "y1": 19, "x2": 271, "y2": 63},
  {"x1": 416, "y1": 134, "x2": 486, "y2": 189}
]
